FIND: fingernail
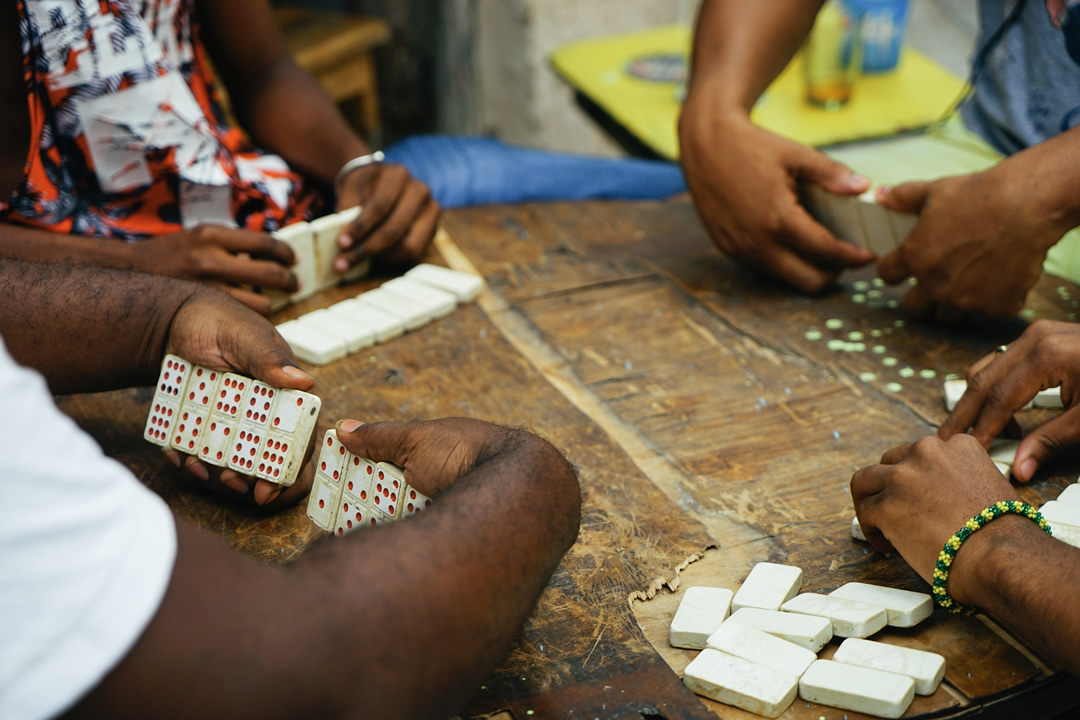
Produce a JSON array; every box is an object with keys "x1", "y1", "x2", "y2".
[
  {"x1": 338, "y1": 233, "x2": 352, "y2": 249},
  {"x1": 334, "y1": 257, "x2": 349, "y2": 273},
  {"x1": 1019, "y1": 457, "x2": 1037, "y2": 480},
  {"x1": 337, "y1": 419, "x2": 364, "y2": 433},
  {"x1": 876, "y1": 185, "x2": 892, "y2": 201},
  {"x1": 283, "y1": 365, "x2": 312, "y2": 380},
  {"x1": 185, "y1": 459, "x2": 209, "y2": 482},
  {"x1": 849, "y1": 172, "x2": 869, "y2": 188},
  {"x1": 163, "y1": 449, "x2": 182, "y2": 467}
]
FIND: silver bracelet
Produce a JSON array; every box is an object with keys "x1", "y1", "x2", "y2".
[{"x1": 334, "y1": 151, "x2": 385, "y2": 195}]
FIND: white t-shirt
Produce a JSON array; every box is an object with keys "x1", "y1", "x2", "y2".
[{"x1": 0, "y1": 337, "x2": 177, "y2": 719}]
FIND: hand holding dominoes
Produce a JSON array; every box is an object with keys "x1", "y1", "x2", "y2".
[
  {"x1": 145, "y1": 353, "x2": 321, "y2": 508},
  {"x1": 801, "y1": 183, "x2": 918, "y2": 259},
  {"x1": 334, "y1": 161, "x2": 439, "y2": 269},
  {"x1": 307, "y1": 418, "x2": 520, "y2": 533}
]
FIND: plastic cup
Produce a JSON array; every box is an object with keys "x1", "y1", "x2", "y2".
[{"x1": 803, "y1": 1, "x2": 863, "y2": 109}]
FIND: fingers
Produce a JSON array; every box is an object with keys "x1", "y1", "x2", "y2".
[
  {"x1": 850, "y1": 465, "x2": 898, "y2": 555},
  {"x1": 877, "y1": 182, "x2": 931, "y2": 215},
  {"x1": 335, "y1": 419, "x2": 408, "y2": 465},
  {"x1": 784, "y1": 207, "x2": 876, "y2": 268},
  {"x1": 202, "y1": 252, "x2": 298, "y2": 292},
  {"x1": 899, "y1": 284, "x2": 935, "y2": 319},
  {"x1": 216, "y1": 285, "x2": 273, "y2": 316},
  {"x1": 876, "y1": 247, "x2": 910, "y2": 285},
  {"x1": 1013, "y1": 408, "x2": 1080, "y2": 482},
  {"x1": 878, "y1": 441, "x2": 915, "y2": 466},
  {"x1": 239, "y1": 331, "x2": 314, "y2": 392},
  {"x1": 337, "y1": 168, "x2": 436, "y2": 270},
  {"x1": 212, "y1": 227, "x2": 297, "y2": 267},
  {"x1": 377, "y1": 199, "x2": 440, "y2": 266},
  {"x1": 796, "y1": 152, "x2": 870, "y2": 196},
  {"x1": 340, "y1": 164, "x2": 410, "y2": 245}
]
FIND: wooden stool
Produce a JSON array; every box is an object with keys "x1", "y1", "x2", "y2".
[{"x1": 273, "y1": 8, "x2": 391, "y2": 144}]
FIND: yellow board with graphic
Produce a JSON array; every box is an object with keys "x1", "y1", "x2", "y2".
[{"x1": 549, "y1": 25, "x2": 966, "y2": 159}]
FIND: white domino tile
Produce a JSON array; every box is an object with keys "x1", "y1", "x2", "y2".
[
  {"x1": 988, "y1": 439, "x2": 1021, "y2": 468},
  {"x1": 833, "y1": 638, "x2": 946, "y2": 695},
  {"x1": 371, "y1": 461, "x2": 405, "y2": 518},
  {"x1": 401, "y1": 484, "x2": 433, "y2": 517},
  {"x1": 943, "y1": 378, "x2": 966, "y2": 412},
  {"x1": 196, "y1": 417, "x2": 234, "y2": 466},
  {"x1": 211, "y1": 373, "x2": 248, "y2": 420},
  {"x1": 851, "y1": 516, "x2": 866, "y2": 541},
  {"x1": 829, "y1": 582, "x2": 933, "y2": 628},
  {"x1": 886, "y1": 209, "x2": 919, "y2": 245},
  {"x1": 180, "y1": 365, "x2": 223, "y2": 412},
  {"x1": 144, "y1": 398, "x2": 179, "y2": 446},
  {"x1": 381, "y1": 276, "x2": 458, "y2": 318},
  {"x1": 276, "y1": 319, "x2": 348, "y2": 366},
  {"x1": 254, "y1": 431, "x2": 300, "y2": 485},
  {"x1": 170, "y1": 405, "x2": 210, "y2": 454},
  {"x1": 1034, "y1": 386, "x2": 1064, "y2": 409},
  {"x1": 153, "y1": 354, "x2": 193, "y2": 402},
  {"x1": 731, "y1": 563, "x2": 803, "y2": 612},
  {"x1": 274, "y1": 221, "x2": 318, "y2": 302},
  {"x1": 724, "y1": 607, "x2": 832, "y2": 653},
  {"x1": 855, "y1": 193, "x2": 898, "y2": 256},
  {"x1": 311, "y1": 209, "x2": 357, "y2": 293},
  {"x1": 1057, "y1": 484, "x2": 1080, "y2": 506},
  {"x1": 827, "y1": 194, "x2": 866, "y2": 249},
  {"x1": 239, "y1": 381, "x2": 277, "y2": 428},
  {"x1": 326, "y1": 298, "x2": 405, "y2": 342},
  {"x1": 355, "y1": 288, "x2": 431, "y2": 331},
  {"x1": 306, "y1": 474, "x2": 343, "y2": 531},
  {"x1": 705, "y1": 622, "x2": 816, "y2": 679},
  {"x1": 799, "y1": 659, "x2": 914, "y2": 719},
  {"x1": 268, "y1": 388, "x2": 321, "y2": 434},
  {"x1": 316, "y1": 429, "x2": 351, "y2": 485},
  {"x1": 781, "y1": 593, "x2": 887, "y2": 638},
  {"x1": 228, "y1": 426, "x2": 266, "y2": 475},
  {"x1": 668, "y1": 586, "x2": 734, "y2": 650},
  {"x1": 682, "y1": 649, "x2": 797, "y2": 719},
  {"x1": 405, "y1": 263, "x2": 485, "y2": 302},
  {"x1": 297, "y1": 309, "x2": 375, "y2": 353},
  {"x1": 343, "y1": 453, "x2": 377, "y2": 503},
  {"x1": 1038, "y1": 501, "x2": 1080, "y2": 531},
  {"x1": 334, "y1": 494, "x2": 380, "y2": 536}
]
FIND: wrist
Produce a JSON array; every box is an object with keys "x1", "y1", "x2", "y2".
[
  {"x1": 945, "y1": 511, "x2": 1050, "y2": 611},
  {"x1": 334, "y1": 151, "x2": 384, "y2": 196}
]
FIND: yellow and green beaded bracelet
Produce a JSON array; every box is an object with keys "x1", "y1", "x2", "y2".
[{"x1": 932, "y1": 500, "x2": 1052, "y2": 615}]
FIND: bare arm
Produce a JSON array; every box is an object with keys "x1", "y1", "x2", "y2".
[
  {"x1": 852, "y1": 434, "x2": 1080, "y2": 675},
  {"x1": 68, "y1": 419, "x2": 582, "y2": 720},
  {"x1": 197, "y1": 0, "x2": 438, "y2": 268},
  {"x1": 679, "y1": 0, "x2": 872, "y2": 293}
]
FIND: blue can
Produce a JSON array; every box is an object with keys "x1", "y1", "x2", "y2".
[{"x1": 841, "y1": 0, "x2": 910, "y2": 72}]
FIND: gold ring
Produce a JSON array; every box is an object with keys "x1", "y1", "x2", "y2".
[{"x1": 995, "y1": 345, "x2": 1008, "y2": 354}]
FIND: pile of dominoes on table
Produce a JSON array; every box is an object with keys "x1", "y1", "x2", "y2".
[
  {"x1": 143, "y1": 354, "x2": 321, "y2": 486},
  {"x1": 672, "y1": 562, "x2": 942, "y2": 718}
]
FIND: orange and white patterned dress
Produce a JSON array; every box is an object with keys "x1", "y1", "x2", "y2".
[{"x1": 1, "y1": 0, "x2": 325, "y2": 239}]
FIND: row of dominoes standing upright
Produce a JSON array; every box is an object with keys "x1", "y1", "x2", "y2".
[
  {"x1": 144, "y1": 354, "x2": 321, "y2": 486},
  {"x1": 276, "y1": 262, "x2": 485, "y2": 365},
  {"x1": 266, "y1": 207, "x2": 370, "y2": 310},
  {"x1": 802, "y1": 184, "x2": 918, "y2": 256},
  {"x1": 673, "y1": 562, "x2": 943, "y2": 718},
  {"x1": 306, "y1": 429, "x2": 433, "y2": 534}
]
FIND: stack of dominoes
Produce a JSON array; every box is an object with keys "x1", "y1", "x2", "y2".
[
  {"x1": 267, "y1": 206, "x2": 370, "y2": 310},
  {"x1": 802, "y1": 184, "x2": 918, "y2": 256},
  {"x1": 306, "y1": 429, "x2": 434, "y2": 535},
  {"x1": 144, "y1": 354, "x2": 321, "y2": 487},
  {"x1": 276, "y1": 263, "x2": 485, "y2": 366},
  {"x1": 673, "y1": 562, "x2": 942, "y2": 718},
  {"x1": 943, "y1": 377, "x2": 1062, "y2": 413}
]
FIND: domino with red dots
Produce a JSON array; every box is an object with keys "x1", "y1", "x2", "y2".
[
  {"x1": 305, "y1": 428, "x2": 434, "y2": 533},
  {"x1": 144, "y1": 355, "x2": 321, "y2": 487}
]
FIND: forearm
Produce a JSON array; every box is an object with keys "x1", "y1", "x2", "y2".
[
  {"x1": 197, "y1": 0, "x2": 368, "y2": 186},
  {"x1": 0, "y1": 220, "x2": 135, "y2": 268},
  {"x1": 962, "y1": 518, "x2": 1080, "y2": 674},
  {"x1": 0, "y1": 260, "x2": 199, "y2": 393},
  {"x1": 684, "y1": 0, "x2": 825, "y2": 115},
  {"x1": 992, "y1": 124, "x2": 1080, "y2": 240},
  {"x1": 72, "y1": 428, "x2": 581, "y2": 720}
]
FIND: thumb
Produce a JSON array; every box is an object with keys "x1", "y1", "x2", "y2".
[
  {"x1": 798, "y1": 151, "x2": 870, "y2": 196},
  {"x1": 242, "y1": 339, "x2": 314, "y2": 392},
  {"x1": 336, "y1": 419, "x2": 412, "y2": 465},
  {"x1": 1012, "y1": 410, "x2": 1080, "y2": 482},
  {"x1": 877, "y1": 182, "x2": 930, "y2": 215}
]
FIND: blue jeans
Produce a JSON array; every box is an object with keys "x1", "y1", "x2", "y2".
[{"x1": 383, "y1": 135, "x2": 687, "y2": 208}]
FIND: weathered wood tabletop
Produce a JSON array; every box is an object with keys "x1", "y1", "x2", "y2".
[{"x1": 58, "y1": 200, "x2": 1080, "y2": 719}]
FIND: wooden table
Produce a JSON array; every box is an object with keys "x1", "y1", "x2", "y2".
[{"x1": 58, "y1": 200, "x2": 1080, "y2": 719}]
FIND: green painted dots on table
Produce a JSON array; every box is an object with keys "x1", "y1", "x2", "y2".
[
  {"x1": 827, "y1": 339, "x2": 846, "y2": 351},
  {"x1": 825, "y1": 318, "x2": 845, "y2": 330},
  {"x1": 851, "y1": 293, "x2": 867, "y2": 304},
  {"x1": 894, "y1": 319, "x2": 905, "y2": 328},
  {"x1": 805, "y1": 328, "x2": 824, "y2": 341},
  {"x1": 899, "y1": 367, "x2": 916, "y2": 378},
  {"x1": 872, "y1": 345, "x2": 886, "y2": 354},
  {"x1": 859, "y1": 372, "x2": 877, "y2": 382},
  {"x1": 848, "y1": 331, "x2": 864, "y2": 341},
  {"x1": 853, "y1": 280, "x2": 871, "y2": 292},
  {"x1": 873, "y1": 278, "x2": 885, "y2": 288},
  {"x1": 867, "y1": 289, "x2": 883, "y2": 300},
  {"x1": 882, "y1": 357, "x2": 899, "y2": 367},
  {"x1": 919, "y1": 369, "x2": 937, "y2": 379},
  {"x1": 850, "y1": 342, "x2": 867, "y2": 352},
  {"x1": 870, "y1": 329, "x2": 883, "y2": 338},
  {"x1": 885, "y1": 382, "x2": 903, "y2": 393},
  {"x1": 1022, "y1": 308, "x2": 1036, "y2": 318}
]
